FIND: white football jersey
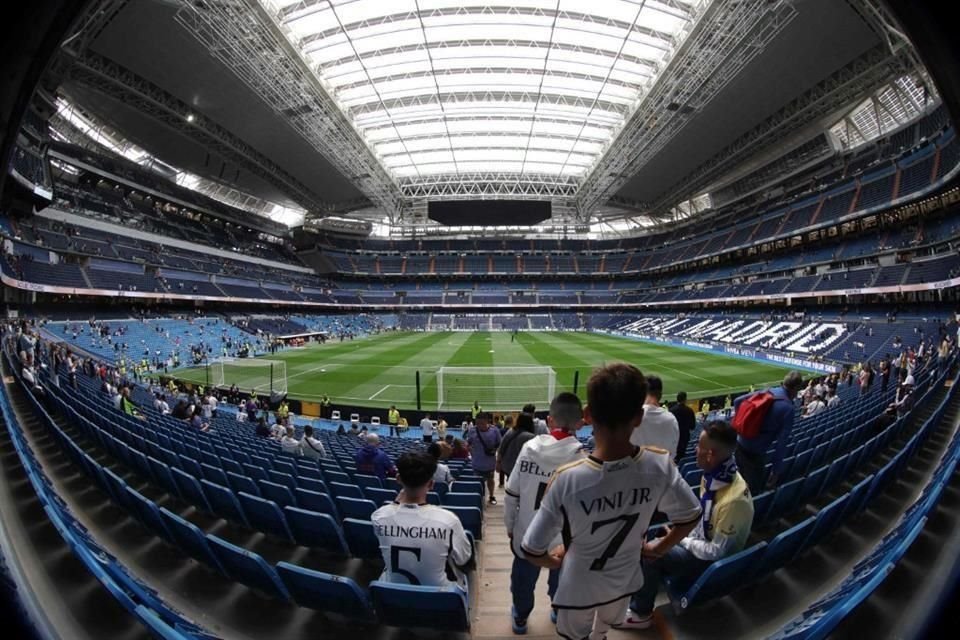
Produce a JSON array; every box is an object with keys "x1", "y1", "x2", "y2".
[
  {"x1": 371, "y1": 503, "x2": 473, "y2": 588},
  {"x1": 504, "y1": 434, "x2": 584, "y2": 557},
  {"x1": 521, "y1": 447, "x2": 701, "y2": 609}
]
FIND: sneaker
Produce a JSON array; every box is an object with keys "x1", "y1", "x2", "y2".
[
  {"x1": 511, "y1": 607, "x2": 528, "y2": 635},
  {"x1": 550, "y1": 608, "x2": 558, "y2": 624},
  {"x1": 488, "y1": 496, "x2": 498, "y2": 505},
  {"x1": 614, "y1": 609, "x2": 653, "y2": 630}
]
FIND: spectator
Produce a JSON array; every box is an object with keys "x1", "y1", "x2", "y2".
[
  {"x1": 255, "y1": 417, "x2": 271, "y2": 438},
  {"x1": 280, "y1": 425, "x2": 300, "y2": 455},
  {"x1": 427, "y1": 442, "x2": 454, "y2": 488},
  {"x1": 190, "y1": 406, "x2": 210, "y2": 432},
  {"x1": 521, "y1": 363, "x2": 701, "y2": 640},
  {"x1": 497, "y1": 413, "x2": 537, "y2": 488},
  {"x1": 522, "y1": 403, "x2": 550, "y2": 435},
  {"x1": 547, "y1": 392, "x2": 584, "y2": 440},
  {"x1": 733, "y1": 371, "x2": 804, "y2": 494},
  {"x1": 670, "y1": 391, "x2": 696, "y2": 463},
  {"x1": 299, "y1": 425, "x2": 326, "y2": 460},
  {"x1": 355, "y1": 433, "x2": 396, "y2": 481},
  {"x1": 336, "y1": 424, "x2": 346, "y2": 436},
  {"x1": 269, "y1": 420, "x2": 285, "y2": 440},
  {"x1": 436, "y1": 415, "x2": 448, "y2": 440},
  {"x1": 826, "y1": 387, "x2": 841, "y2": 409},
  {"x1": 387, "y1": 405, "x2": 400, "y2": 437},
  {"x1": 630, "y1": 375, "x2": 679, "y2": 456},
  {"x1": 471, "y1": 400, "x2": 482, "y2": 421},
  {"x1": 450, "y1": 438, "x2": 470, "y2": 460},
  {"x1": 371, "y1": 452, "x2": 472, "y2": 587},
  {"x1": 348, "y1": 423, "x2": 361, "y2": 437},
  {"x1": 420, "y1": 412, "x2": 435, "y2": 443},
  {"x1": 802, "y1": 394, "x2": 826, "y2": 418},
  {"x1": 466, "y1": 412, "x2": 502, "y2": 504},
  {"x1": 620, "y1": 421, "x2": 754, "y2": 629},
  {"x1": 891, "y1": 382, "x2": 914, "y2": 417},
  {"x1": 504, "y1": 393, "x2": 585, "y2": 633}
]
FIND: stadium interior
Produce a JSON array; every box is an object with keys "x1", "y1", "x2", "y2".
[{"x1": 0, "y1": 0, "x2": 959, "y2": 639}]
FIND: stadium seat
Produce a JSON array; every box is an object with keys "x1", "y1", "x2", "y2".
[
  {"x1": 170, "y1": 467, "x2": 213, "y2": 514},
  {"x1": 293, "y1": 488, "x2": 339, "y2": 519},
  {"x1": 236, "y1": 492, "x2": 294, "y2": 541},
  {"x1": 200, "y1": 480, "x2": 249, "y2": 527},
  {"x1": 267, "y1": 469, "x2": 298, "y2": 490},
  {"x1": 444, "y1": 506, "x2": 483, "y2": 540},
  {"x1": 766, "y1": 477, "x2": 804, "y2": 523},
  {"x1": 452, "y1": 480, "x2": 484, "y2": 497},
  {"x1": 342, "y1": 518, "x2": 381, "y2": 559},
  {"x1": 257, "y1": 479, "x2": 297, "y2": 509},
  {"x1": 754, "y1": 516, "x2": 815, "y2": 579},
  {"x1": 283, "y1": 507, "x2": 350, "y2": 555},
  {"x1": 350, "y1": 413, "x2": 360, "y2": 424},
  {"x1": 667, "y1": 542, "x2": 768, "y2": 612},
  {"x1": 802, "y1": 493, "x2": 850, "y2": 552},
  {"x1": 200, "y1": 463, "x2": 230, "y2": 488},
  {"x1": 799, "y1": 465, "x2": 829, "y2": 504},
  {"x1": 331, "y1": 410, "x2": 341, "y2": 421},
  {"x1": 125, "y1": 487, "x2": 174, "y2": 545},
  {"x1": 296, "y1": 476, "x2": 327, "y2": 494},
  {"x1": 354, "y1": 474, "x2": 382, "y2": 490},
  {"x1": 226, "y1": 471, "x2": 260, "y2": 497},
  {"x1": 275, "y1": 562, "x2": 375, "y2": 620},
  {"x1": 329, "y1": 481, "x2": 365, "y2": 500},
  {"x1": 157, "y1": 507, "x2": 225, "y2": 575},
  {"x1": 752, "y1": 490, "x2": 775, "y2": 525},
  {"x1": 364, "y1": 487, "x2": 398, "y2": 504},
  {"x1": 206, "y1": 535, "x2": 291, "y2": 601},
  {"x1": 442, "y1": 492, "x2": 483, "y2": 511},
  {"x1": 369, "y1": 581, "x2": 470, "y2": 631},
  {"x1": 371, "y1": 416, "x2": 381, "y2": 426},
  {"x1": 335, "y1": 496, "x2": 378, "y2": 521}
]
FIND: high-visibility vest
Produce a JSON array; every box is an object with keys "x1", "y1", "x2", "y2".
[{"x1": 388, "y1": 409, "x2": 400, "y2": 424}]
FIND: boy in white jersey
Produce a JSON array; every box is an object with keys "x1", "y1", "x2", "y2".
[
  {"x1": 372, "y1": 451, "x2": 474, "y2": 589},
  {"x1": 505, "y1": 392, "x2": 585, "y2": 634},
  {"x1": 522, "y1": 363, "x2": 702, "y2": 640}
]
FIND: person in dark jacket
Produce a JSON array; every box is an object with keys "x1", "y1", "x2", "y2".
[
  {"x1": 670, "y1": 391, "x2": 697, "y2": 463},
  {"x1": 497, "y1": 413, "x2": 536, "y2": 483},
  {"x1": 355, "y1": 433, "x2": 397, "y2": 481}
]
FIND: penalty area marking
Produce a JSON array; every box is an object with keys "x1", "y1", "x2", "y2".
[{"x1": 368, "y1": 385, "x2": 391, "y2": 400}]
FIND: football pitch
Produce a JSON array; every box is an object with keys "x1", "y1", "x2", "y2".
[{"x1": 177, "y1": 330, "x2": 802, "y2": 411}]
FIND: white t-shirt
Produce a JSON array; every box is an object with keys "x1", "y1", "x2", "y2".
[
  {"x1": 433, "y1": 462, "x2": 454, "y2": 487},
  {"x1": 420, "y1": 417, "x2": 434, "y2": 436},
  {"x1": 280, "y1": 435, "x2": 300, "y2": 456},
  {"x1": 300, "y1": 436, "x2": 326, "y2": 460},
  {"x1": 522, "y1": 447, "x2": 701, "y2": 609},
  {"x1": 504, "y1": 434, "x2": 584, "y2": 557},
  {"x1": 629, "y1": 404, "x2": 679, "y2": 457},
  {"x1": 371, "y1": 503, "x2": 473, "y2": 588}
]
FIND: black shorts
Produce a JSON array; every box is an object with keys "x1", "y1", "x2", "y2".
[{"x1": 474, "y1": 469, "x2": 494, "y2": 480}]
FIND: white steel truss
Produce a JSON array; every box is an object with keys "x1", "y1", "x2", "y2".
[
  {"x1": 260, "y1": 0, "x2": 709, "y2": 202},
  {"x1": 575, "y1": 0, "x2": 799, "y2": 216}
]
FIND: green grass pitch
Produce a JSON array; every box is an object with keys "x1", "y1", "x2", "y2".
[{"x1": 177, "y1": 330, "x2": 803, "y2": 411}]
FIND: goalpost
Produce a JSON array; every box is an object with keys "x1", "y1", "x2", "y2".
[
  {"x1": 208, "y1": 358, "x2": 288, "y2": 396},
  {"x1": 437, "y1": 366, "x2": 556, "y2": 411}
]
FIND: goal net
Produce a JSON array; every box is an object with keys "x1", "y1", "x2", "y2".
[
  {"x1": 437, "y1": 366, "x2": 556, "y2": 411},
  {"x1": 208, "y1": 358, "x2": 288, "y2": 396}
]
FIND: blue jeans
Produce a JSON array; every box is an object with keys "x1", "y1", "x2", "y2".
[
  {"x1": 630, "y1": 544, "x2": 712, "y2": 614},
  {"x1": 511, "y1": 555, "x2": 559, "y2": 620}
]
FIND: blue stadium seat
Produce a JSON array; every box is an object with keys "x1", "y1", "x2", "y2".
[
  {"x1": 820, "y1": 454, "x2": 848, "y2": 493},
  {"x1": 766, "y1": 477, "x2": 804, "y2": 523},
  {"x1": 354, "y1": 474, "x2": 382, "y2": 490},
  {"x1": 841, "y1": 474, "x2": 874, "y2": 521},
  {"x1": 369, "y1": 581, "x2": 470, "y2": 631},
  {"x1": 267, "y1": 469, "x2": 298, "y2": 490},
  {"x1": 444, "y1": 505, "x2": 483, "y2": 540},
  {"x1": 754, "y1": 516, "x2": 815, "y2": 579},
  {"x1": 452, "y1": 480, "x2": 483, "y2": 497},
  {"x1": 294, "y1": 488, "x2": 339, "y2": 519},
  {"x1": 157, "y1": 507, "x2": 224, "y2": 575},
  {"x1": 147, "y1": 456, "x2": 181, "y2": 498},
  {"x1": 226, "y1": 471, "x2": 260, "y2": 497},
  {"x1": 799, "y1": 465, "x2": 828, "y2": 504},
  {"x1": 324, "y1": 470, "x2": 351, "y2": 484},
  {"x1": 342, "y1": 518, "x2": 381, "y2": 559},
  {"x1": 206, "y1": 535, "x2": 291, "y2": 601},
  {"x1": 364, "y1": 487, "x2": 398, "y2": 504},
  {"x1": 667, "y1": 542, "x2": 768, "y2": 612},
  {"x1": 283, "y1": 507, "x2": 350, "y2": 555},
  {"x1": 442, "y1": 492, "x2": 483, "y2": 511},
  {"x1": 329, "y1": 481, "x2": 365, "y2": 500},
  {"x1": 296, "y1": 476, "x2": 328, "y2": 494},
  {"x1": 802, "y1": 492, "x2": 850, "y2": 552},
  {"x1": 276, "y1": 562, "x2": 374, "y2": 620},
  {"x1": 125, "y1": 487, "x2": 174, "y2": 545},
  {"x1": 177, "y1": 455, "x2": 204, "y2": 481},
  {"x1": 257, "y1": 479, "x2": 297, "y2": 509},
  {"x1": 236, "y1": 492, "x2": 294, "y2": 541},
  {"x1": 170, "y1": 467, "x2": 213, "y2": 514},
  {"x1": 335, "y1": 496, "x2": 378, "y2": 521},
  {"x1": 242, "y1": 463, "x2": 269, "y2": 482},
  {"x1": 200, "y1": 463, "x2": 230, "y2": 488},
  {"x1": 200, "y1": 480, "x2": 249, "y2": 527},
  {"x1": 752, "y1": 490, "x2": 775, "y2": 526}
]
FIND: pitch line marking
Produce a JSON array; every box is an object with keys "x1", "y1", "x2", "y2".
[{"x1": 369, "y1": 384, "x2": 391, "y2": 400}]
